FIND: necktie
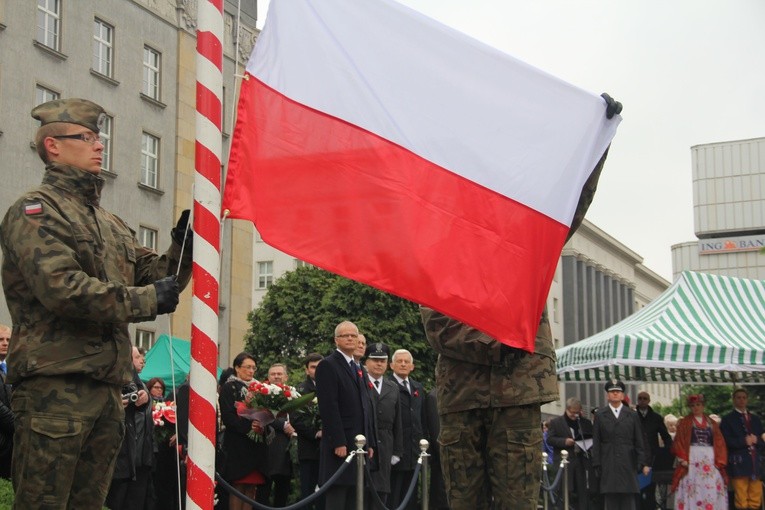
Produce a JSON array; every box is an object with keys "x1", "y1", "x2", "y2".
[
  {"x1": 404, "y1": 379, "x2": 410, "y2": 394},
  {"x1": 374, "y1": 380, "x2": 380, "y2": 393},
  {"x1": 0, "y1": 361, "x2": 5, "y2": 375},
  {"x1": 350, "y1": 360, "x2": 360, "y2": 377}
]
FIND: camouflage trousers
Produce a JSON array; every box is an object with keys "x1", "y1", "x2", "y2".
[
  {"x1": 438, "y1": 404, "x2": 541, "y2": 510},
  {"x1": 11, "y1": 375, "x2": 125, "y2": 509}
]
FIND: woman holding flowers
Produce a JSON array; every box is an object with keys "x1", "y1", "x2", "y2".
[
  {"x1": 671, "y1": 394, "x2": 728, "y2": 509},
  {"x1": 219, "y1": 352, "x2": 270, "y2": 510}
]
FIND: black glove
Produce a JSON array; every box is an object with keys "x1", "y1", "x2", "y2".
[
  {"x1": 171, "y1": 209, "x2": 193, "y2": 251},
  {"x1": 154, "y1": 275, "x2": 180, "y2": 315},
  {"x1": 601, "y1": 92, "x2": 623, "y2": 119}
]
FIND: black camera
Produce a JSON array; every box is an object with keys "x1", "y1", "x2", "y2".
[{"x1": 122, "y1": 382, "x2": 139, "y2": 403}]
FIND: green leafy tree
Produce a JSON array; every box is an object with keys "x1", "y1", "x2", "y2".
[
  {"x1": 244, "y1": 267, "x2": 336, "y2": 383},
  {"x1": 245, "y1": 267, "x2": 436, "y2": 388},
  {"x1": 652, "y1": 384, "x2": 764, "y2": 419}
]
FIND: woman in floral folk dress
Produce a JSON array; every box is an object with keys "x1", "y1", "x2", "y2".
[{"x1": 671, "y1": 394, "x2": 728, "y2": 510}]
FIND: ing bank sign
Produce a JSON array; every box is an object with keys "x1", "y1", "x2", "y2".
[{"x1": 699, "y1": 234, "x2": 765, "y2": 255}]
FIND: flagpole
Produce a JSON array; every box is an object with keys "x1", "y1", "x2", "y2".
[{"x1": 187, "y1": 0, "x2": 223, "y2": 508}]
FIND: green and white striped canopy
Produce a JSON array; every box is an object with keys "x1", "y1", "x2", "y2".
[{"x1": 556, "y1": 271, "x2": 765, "y2": 384}]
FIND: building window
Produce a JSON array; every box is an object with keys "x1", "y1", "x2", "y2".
[
  {"x1": 294, "y1": 259, "x2": 311, "y2": 269},
  {"x1": 135, "y1": 329, "x2": 155, "y2": 350},
  {"x1": 36, "y1": 0, "x2": 60, "y2": 50},
  {"x1": 100, "y1": 114, "x2": 113, "y2": 173},
  {"x1": 139, "y1": 226, "x2": 158, "y2": 251},
  {"x1": 553, "y1": 297, "x2": 560, "y2": 323},
  {"x1": 34, "y1": 85, "x2": 60, "y2": 129},
  {"x1": 93, "y1": 18, "x2": 114, "y2": 77},
  {"x1": 141, "y1": 132, "x2": 159, "y2": 188},
  {"x1": 35, "y1": 84, "x2": 59, "y2": 107},
  {"x1": 142, "y1": 46, "x2": 161, "y2": 100},
  {"x1": 257, "y1": 261, "x2": 273, "y2": 289}
]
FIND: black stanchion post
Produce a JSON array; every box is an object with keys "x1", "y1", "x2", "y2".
[
  {"x1": 542, "y1": 452, "x2": 549, "y2": 510},
  {"x1": 560, "y1": 450, "x2": 569, "y2": 510},
  {"x1": 420, "y1": 439, "x2": 430, "y2": 510},
  {"x1": 355, "y1": 434, "x2": 367, "y2": 510}
]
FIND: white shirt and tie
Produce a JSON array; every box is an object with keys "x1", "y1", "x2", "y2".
[
  {"x1": 369, "y1": 376, "x2": 383, "y2": 394},
  {"x1": 393, "y1": 374, "x2": 411, "y2": 393},
  {"x1": 610, "y1": 403, "x2": 623, "y2": 419}
]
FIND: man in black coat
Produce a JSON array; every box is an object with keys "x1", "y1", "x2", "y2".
[
  {"x1": 106, "y1": 346, "x2": 155, "y2": 510},
  {"x1": 423, "y1": 389, "x2": 449, "y2": 510},
  {"x1": 635, "y1": 391, "x2": 672, "y2": 510},
  {"x1": 364, "y1": 342, "x2": 403, "y2": 508},
  {"x1": 293, "y1": 352, "x2": 324, "y2": 510},
  {"x1": 388, "y1": 348, "x2": 427, "y2": 510},
  {"x1": 592, "y1": 379, "x2": 649, "y2": 510},
  {"x1": 316, "y1": 321, "x2": 376, "y2": 510},
  {"x1": 257, "y1": 363, "x2": 297, "y2": 507},
  {"x1": 546, "y1": 397, "x2": 596, "y2": 510}
]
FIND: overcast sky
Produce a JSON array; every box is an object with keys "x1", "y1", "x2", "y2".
[{"x1": 255, "y1": 0, "x2": 765, "y2": 281}]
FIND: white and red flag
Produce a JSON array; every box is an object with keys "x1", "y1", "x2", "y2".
[{"x1": 223, "y1": 0, "x2": 620, "y2": 351}]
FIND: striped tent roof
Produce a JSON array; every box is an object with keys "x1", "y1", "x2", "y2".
[{"x1": 556, "y1": 271, "x2": 765, "y2": 384}]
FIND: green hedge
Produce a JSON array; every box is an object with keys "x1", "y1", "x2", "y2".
[
  {"x1": 0, "y1": 478, "x2": 12, "y2": 509},
  {"x1": 0, "y1": 478, "x2": 107, "y2": 509}
]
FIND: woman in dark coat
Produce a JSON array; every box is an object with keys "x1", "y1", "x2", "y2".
[
  {"x1": 219, "y1": 352, "x2": 270, "y2": 510},
  {"x1": 591, "y1": 379, "x2": 649, "y2": 510}
]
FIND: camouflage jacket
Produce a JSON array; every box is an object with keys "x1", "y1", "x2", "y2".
[
  {"x1": 0, "y1": 163, "x2": 192, "y2": 385},
  {"x1": 420, "y1": 148, "x2": 611, "y2": 415},
  {"x1": 421, "y1": 306, "x2": 558, "y2": 413}
]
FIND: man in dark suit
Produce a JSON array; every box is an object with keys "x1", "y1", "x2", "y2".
[
  {"x1": 293, "y1": 352, "x2": 324, "y2": 510},
  {"x1": 364, "y1": 342, "x2": 403, "y2": 508},
  {"x1": 721, "y1": 388, "x2": 765, "y2": 510},
  {"x1": 388, "y1": 349, "x2": 427, "y2": 510},
  {"x1": 592, "y1": 379, "x2": 649, "y2": 510},
  {"x1": 546, "y1": 397, "x2": 596, "y2": 510},
  {"x1": 423, "y1": 389, "x2": 449, "y2": 510},
  {"x1": 635, "y1": 391, "x2": 672, "y2": 510},
  {"x1": 316, "y1": 321, "x2": 376, "y2": 510},
  {"x1": 257, "y1": 363, "x2": 297, "y2": 507}
]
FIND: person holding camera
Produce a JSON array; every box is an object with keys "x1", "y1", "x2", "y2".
[{"x1": 105, "y1": 346, "x2": 155, "y2": 510}]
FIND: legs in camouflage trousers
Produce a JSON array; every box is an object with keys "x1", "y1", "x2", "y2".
[
  {"x1": 438, "y1": 404, "x2": 542, "y2": 510},
  {"x1": 11, "y1": 374, "x2": 124, "y2": 509}
]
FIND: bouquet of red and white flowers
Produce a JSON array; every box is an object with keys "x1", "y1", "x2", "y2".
[
  {"x1": 235, "y1": 380, "x2": 315, "y2": 441},
  {"x1": 152, "y1": 400, "x2": 176, "y2": 444}
]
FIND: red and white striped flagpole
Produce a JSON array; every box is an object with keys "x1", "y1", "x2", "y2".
[{"x1": 187, "y1": 0, "x2": 223, "y2": 508}]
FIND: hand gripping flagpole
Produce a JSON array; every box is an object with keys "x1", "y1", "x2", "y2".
[{"x1": 187, "y1": 0, "x2": 223, "y2": 509}]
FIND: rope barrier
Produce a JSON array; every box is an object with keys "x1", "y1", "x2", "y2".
[
  {"x1": 363, "y1": 460, "x2": 423, "y2": 510},
  {"x1": 540, "y1": 462, "x2": 565, "y2": 493},
  {"x1": 215, "y1": 450, "x2": 355, "y2": 510}
]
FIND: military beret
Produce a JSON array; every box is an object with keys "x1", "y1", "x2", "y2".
[
  {"x1": 365, "y1": 342, "x2": 390, "y2": 360},
  {"x1": 604, "y1": 378, "x2": 625, "y2": 392},
  {"x1": 31, "y1": 98, "x2": 107, "y2": 134}
]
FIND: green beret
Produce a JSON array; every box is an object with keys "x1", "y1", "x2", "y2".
[{"x1": 31, "y1": 98, "x2": 107, "y2": 134}]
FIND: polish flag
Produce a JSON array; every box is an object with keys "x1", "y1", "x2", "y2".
[{"x1": 223, "y1": 0, "x2": 620, "y2": 351}]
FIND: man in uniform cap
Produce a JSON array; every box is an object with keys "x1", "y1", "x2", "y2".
[
  {"x1": 364, "y1": 342, "x2": 403, "y2": 507},
  {"x1": 592, "y1": 379, "x2": 649, "y2": 510},
  {"x1": 0, "y1": 98, "x2": 193, "y2": 508}
]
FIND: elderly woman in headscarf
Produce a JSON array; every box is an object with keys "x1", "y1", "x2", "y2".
[
  {"x1": 671, "y1": 394, "x2": 728, "y2": 509},
  {"x1": 664, "y1": 413, "x2": 678, "y2": 440}
]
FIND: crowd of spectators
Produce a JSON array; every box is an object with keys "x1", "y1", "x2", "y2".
[{"x1": 544, "y1": 383, "x2": 765, "y2": 510}]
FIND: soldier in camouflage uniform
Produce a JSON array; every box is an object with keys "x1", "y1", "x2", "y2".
[
  {"x1": 0, "y1": 98, "x2": 192, "y2": 509},
  {"x1": 421, "y1": 98, "x2": 620, "y2": 509}
]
